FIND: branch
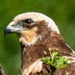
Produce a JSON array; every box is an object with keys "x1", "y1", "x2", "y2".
[{"x1": 0, "y1": 64, "x2": 7, "y2": 75}]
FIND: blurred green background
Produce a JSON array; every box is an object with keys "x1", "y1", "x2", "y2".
[{"x1": 0, "y1": 0, "x2": 75, "y2": 75}]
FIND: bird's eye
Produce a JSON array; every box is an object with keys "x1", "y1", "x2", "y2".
[
  {"x1": 22, "y1": 18, "x2": 34, "y2": 28},
  {"x1": 23, "y1": 18, "x2": 34, "y2": 24}
]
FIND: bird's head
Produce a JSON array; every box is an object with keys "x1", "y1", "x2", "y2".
[{"x1": 4, "y1": 12, "x2": 60, "y2": 46}]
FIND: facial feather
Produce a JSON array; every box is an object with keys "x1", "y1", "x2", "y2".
[
  {"x1": 13, "y1": 12, "x2": 60, "y2": 34},
  {"x1": 18, "y1": 27, "x2": 39, "y2": 45}
]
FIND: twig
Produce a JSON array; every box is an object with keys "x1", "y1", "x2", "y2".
[{"x1": 0, "y1": 64, "x2": 7, "y2": 75}]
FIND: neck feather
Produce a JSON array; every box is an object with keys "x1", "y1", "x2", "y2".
[{"x1": 20, "y1": 31, "x2": 73, "y2": 74}]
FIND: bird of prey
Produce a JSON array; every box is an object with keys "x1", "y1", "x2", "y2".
[{"x1": 4, "y1": 12, "x2": 75, "y2": 75}]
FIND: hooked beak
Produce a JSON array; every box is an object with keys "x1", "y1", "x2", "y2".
[
  {"x1": 4, "y1": 21, "x2": 15, "y2": 36},
  {"x1": 4, "y1": 21, "x2": 23, "y2": 36}
]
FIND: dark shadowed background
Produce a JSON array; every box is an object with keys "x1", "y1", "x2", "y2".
[{"x1": 0, "y1": 0, "x2": 75, "y2": 75}]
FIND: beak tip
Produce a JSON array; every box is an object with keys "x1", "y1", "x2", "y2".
[
  {"x1": 4, "y1": 27, "x2": 7, "y2": 36},
  {"x1": 4, "y1": 26, "x2": 10, "y2": 36}
]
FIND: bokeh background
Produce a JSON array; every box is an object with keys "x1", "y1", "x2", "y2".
[{"x1": 0, "y1": 0, "x2": 75, "y2": 75}]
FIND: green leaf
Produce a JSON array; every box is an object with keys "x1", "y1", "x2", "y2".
[
  {"x1": 51, "y1": 51, "x2": 58, "y2": 60},
  {"x1": 41, "y1": 50, "x2": 68, "y2": 75}
]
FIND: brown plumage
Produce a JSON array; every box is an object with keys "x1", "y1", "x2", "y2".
[{"x1": 4, "y1": 12, "x2": 75, "y2": 75}]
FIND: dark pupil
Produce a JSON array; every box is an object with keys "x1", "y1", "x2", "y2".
[{"x1": 24, "y1": 19, "x2": 32, "y2": 24}]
